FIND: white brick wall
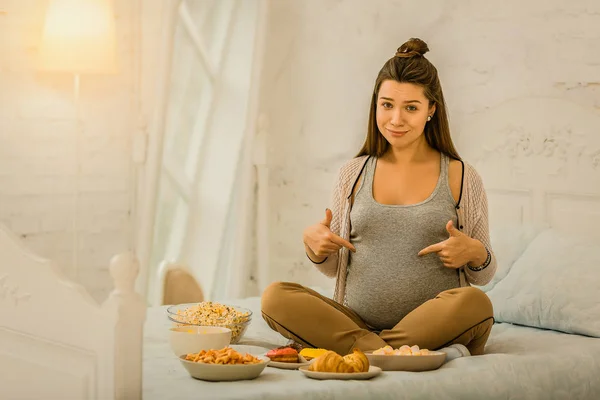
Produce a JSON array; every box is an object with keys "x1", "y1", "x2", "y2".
[
  {"x1": 257, "y1": 0, "x2": 600, "y2": 291},
  {"x1": 0, "y1": 0, "x2": 136, "y2": 302}
]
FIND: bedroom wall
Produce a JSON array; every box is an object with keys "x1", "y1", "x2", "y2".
[
  {"x1": 255, "y1": 0, "x2": 600, "y2": 293},
  {"x1": 0, "y1": 0, "x2": 141, "y2": 302}
]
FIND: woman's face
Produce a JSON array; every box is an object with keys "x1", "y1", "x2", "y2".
[{"x1": 376, "y1": 80, "x2": 435, "y2": 151}]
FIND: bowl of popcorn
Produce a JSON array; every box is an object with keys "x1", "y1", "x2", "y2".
[
  {"x1": 166, "y1": 302, "x2": 252, "y2": 344},
  {"x1": 365, "y1": 345, "x2": 446, "y2": 372}
]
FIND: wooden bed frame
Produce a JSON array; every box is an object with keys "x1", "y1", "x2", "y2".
[{"x1": 0, "y1": 224, "x2": 146, "y2": 400}]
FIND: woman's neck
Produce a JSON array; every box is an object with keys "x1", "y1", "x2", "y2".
[{"x1": 382, "y1": 137, "x2": 437, "y2": 166}]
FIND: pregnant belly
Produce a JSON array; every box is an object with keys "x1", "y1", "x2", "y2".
[{"x1": 345, "y1": 264, "x2": 459, "y2": 330}]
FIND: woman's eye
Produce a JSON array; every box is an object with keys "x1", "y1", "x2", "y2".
[
  {"x1": 406, "y1": 105, "x2": 417, "y2": 111},
  {"x1": 381, "y1": 102, "x2": 393, "y2": 109}
]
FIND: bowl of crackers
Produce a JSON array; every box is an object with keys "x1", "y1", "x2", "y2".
[
  {"x1": 179, "y1": 346, "x2": 269, "y2": 381},
  {"x1": 167, "y1": 302, "x2": 252, "y2": 344}
]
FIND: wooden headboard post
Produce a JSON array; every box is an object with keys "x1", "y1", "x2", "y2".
[{"x1": 103, "y1": 253, "x2": 147, "y2": 400}]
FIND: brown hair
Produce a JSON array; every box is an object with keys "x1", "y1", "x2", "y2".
[{"x1": 356, "y1": 38, "x2": 461, "y2": 160}]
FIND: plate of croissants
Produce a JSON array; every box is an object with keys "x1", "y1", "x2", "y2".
[{"x1": 299, "y1": 349, "x2": 382, "y2": 380}]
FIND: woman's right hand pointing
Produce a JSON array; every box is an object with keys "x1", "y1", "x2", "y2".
[{"x1": 303, "y1": 209, "x2": 356, "y2": 262}]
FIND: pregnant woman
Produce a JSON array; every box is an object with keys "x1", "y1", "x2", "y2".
[{"x1": 261, "y1": 38, "x2": 496, "y2": 358}]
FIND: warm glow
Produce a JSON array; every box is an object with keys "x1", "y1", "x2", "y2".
[{"x1": 38, "y1": 0, "x2": 118, "y2": 74}]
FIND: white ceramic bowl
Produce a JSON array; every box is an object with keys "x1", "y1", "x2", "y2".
[
  {"x1": 365, "y1": 351, "x2": 446, "y2": 372},
  {"x1": 169, "y1": 326, "x2": 232, "y2": 357},
  {"x1": 179, "y1": 355, "x2": 269, "y2": 381}
]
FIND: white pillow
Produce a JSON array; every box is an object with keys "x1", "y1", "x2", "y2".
[
  {"x1": 487, "y1": 229, "x2": 600, "y2": 337},
  {"x1": 478, "y1": 224, "x2": 540, "y2": 292}
]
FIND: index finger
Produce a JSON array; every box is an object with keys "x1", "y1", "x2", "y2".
[
  {"x1": 418, "y1": 243, "x2": 443, "y2": 256},
  {"x1": 329, "y1": 233, "x2": 356, "y2": 253}
]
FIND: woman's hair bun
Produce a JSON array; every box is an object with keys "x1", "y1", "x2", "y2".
[{"x1": 395, "y1": 38, "x2": 429, "y2": 58}]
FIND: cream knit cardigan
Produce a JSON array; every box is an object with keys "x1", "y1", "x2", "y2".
[{"x1": 311, "y1": 155, "x2": 497, "y2": 304}]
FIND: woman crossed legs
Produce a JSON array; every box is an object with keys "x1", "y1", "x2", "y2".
[{"x1": 261, "y1": 281, "x2": 493, "y2": 356}]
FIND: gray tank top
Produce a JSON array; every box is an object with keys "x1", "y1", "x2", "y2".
[{"x1": 345, "y1": 154, "x2": 460, "y2": 330}]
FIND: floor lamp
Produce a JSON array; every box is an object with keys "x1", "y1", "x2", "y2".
[{"x1": 38, "y1": 0, "x2": 118, "y2": 280}]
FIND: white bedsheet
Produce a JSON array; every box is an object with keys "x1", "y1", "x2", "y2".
[{"x1": 143, "y1": 296, "x2": 600, "y2": 400}]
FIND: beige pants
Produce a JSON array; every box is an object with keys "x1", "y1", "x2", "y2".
[{"x1": 261, "y1": 282, "x2": 493, "y2": 356}]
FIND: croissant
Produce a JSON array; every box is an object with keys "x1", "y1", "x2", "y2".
[
  {"x1": 308, "y1": 348, "x2": 370, "y2": 373},
  {"x1": 342, "y1": 348, "x2": 370, "y2": 372}
]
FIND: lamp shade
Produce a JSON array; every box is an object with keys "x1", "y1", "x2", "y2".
[{"x1": 38, "y1": 0, "x2": 118, "y2": 74}]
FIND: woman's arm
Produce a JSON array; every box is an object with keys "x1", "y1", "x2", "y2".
[
  {"x1": 305, "y1": 167, "x2": 345, "y2": 278},
  {"x1": 466, "y1": 237, "x2": 488, "y2": 267},
  {"x1": 464, "y1": 167, "x2": 497, "y2": 286}
]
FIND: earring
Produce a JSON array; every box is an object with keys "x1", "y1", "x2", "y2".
[{"x1": 427, "y1": 116, "x2": 432, "y2": 121}]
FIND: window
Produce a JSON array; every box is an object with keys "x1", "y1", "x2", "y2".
[{"x1": 142, "y1": 0, "x2": 265, "y2": 304}]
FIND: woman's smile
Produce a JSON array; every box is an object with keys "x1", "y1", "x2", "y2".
[{"x1": 386, "y1": 128, "x2": 409, "y2": 137}]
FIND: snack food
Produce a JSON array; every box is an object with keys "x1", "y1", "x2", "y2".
[
  {"x1": 175, "y1": 302, "x2": 250, "y2": 325},
  {"x1": 283, "y1": 342, "x2": 304, "y2": 353},
  {"x1": 266, "y1": 347, "x2": 299, "y2": 363},
  {"x1": 299, "y1": 348, "x2": 328, "y2": 361},
  {"x1": 308, "y1": 348, "x2": 369, "y2": 373},
  {"x1": 184, "y1": 347, "x2": 262, "y2": 365},
  {"x1": 372, "y1": 345, "x2": 430, "y2": 356},
  {"x1": 171, "y1": 302, "x2": 251, "y2": 343}
]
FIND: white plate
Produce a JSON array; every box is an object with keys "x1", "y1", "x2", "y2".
[
  {"x1": 365, "y1": 351, "x2": 446, "y2": 372},
  {"x1": 267, "y1": 355, "x2": 311, "y2": 370},
  {"x1": 299, "y1": 365, "x2": 382, "y2": 380},
  {"x1": 179, "y1": 355, "x2": 270, "y2": 381}
]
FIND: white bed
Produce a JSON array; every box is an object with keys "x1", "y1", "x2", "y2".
[
  {"x1": 2, "y1": 235, "x2": 597, "y2": 400},
  {"x1": 2, "y1": 97, "x2": 600, "y2": 399},
  {"x1": 141, "y1": 97, "x2": 600, "y2": 399},
  {"x1": 142, "y1": 295, "x2": 600, "y2": 400}
]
